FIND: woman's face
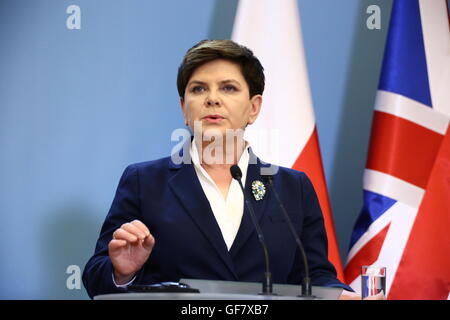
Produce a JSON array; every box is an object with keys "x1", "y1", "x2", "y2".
[{"x1": 180, "y1": 59, "x2": 262, "y2": 137}]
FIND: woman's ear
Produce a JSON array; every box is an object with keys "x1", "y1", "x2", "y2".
[
  {"x1": 180, "y1": 97, "x2": 188, "y2": 125},
  {"x1": 247, "y1": 94, "x2": 263, "y2": 125}
]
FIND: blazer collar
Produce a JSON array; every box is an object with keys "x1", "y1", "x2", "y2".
[{"x1": 168, "y1": 157, "x2": 237, "y2": 278}]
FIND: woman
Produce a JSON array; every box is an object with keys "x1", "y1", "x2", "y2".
[{"x1": 82, "y1": 40, "x2": 359, "y2": 299}]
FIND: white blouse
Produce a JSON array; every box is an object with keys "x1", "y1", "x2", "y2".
[{"x1": 190, "y1": 140, "x2": 249, "y2": 250}]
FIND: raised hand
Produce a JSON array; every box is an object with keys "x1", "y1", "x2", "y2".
[{"x1": 108, "y1": 220, "x2": 155, "y2": 284}]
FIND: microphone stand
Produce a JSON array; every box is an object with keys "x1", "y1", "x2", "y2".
[
  {"x1": 263, "y1": 174, "x2": 315, "y2": 298},
  {"x1": 230, "y1": 165, "x2": 274, "y2": 295}
]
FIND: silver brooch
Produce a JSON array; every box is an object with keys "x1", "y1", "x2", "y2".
[{"x1": 251, "y1": 180, "x2": 266, "y2": 201}]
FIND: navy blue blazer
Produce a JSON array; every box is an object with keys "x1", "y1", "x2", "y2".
[{"x1": 83, "y1": 151, "x2": 351, "y2": 298}]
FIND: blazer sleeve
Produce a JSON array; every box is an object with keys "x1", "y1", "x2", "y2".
[
  {"x1": 82, "y1": 164, "x2": 147, "y2": 299},
  {"x1": 288, "y1": 172, "x2": 353, "y2": 292}
]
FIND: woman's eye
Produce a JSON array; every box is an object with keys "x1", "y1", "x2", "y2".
[
  {"x1": 191, "y1": 86, "x2": 206, "y2": 93},
  {"x1": 222, "y1": 85, "x2": 237, "y2": 92}
]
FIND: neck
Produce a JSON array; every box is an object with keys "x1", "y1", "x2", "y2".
[{"x1": 194, "y1": 135, "x2": 246, "y2": 171}]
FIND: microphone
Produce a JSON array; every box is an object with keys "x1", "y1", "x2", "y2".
[
  {"x1": 261, "y1": 174, "x2": 314, "y2": 298},
  {"x1": 230, "y1": 165, "x2": 274, "y2": 295}
]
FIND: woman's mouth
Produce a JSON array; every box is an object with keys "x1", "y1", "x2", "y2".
[{"x1": 203, "y1": 115, "x2": 224, "y2": 123}]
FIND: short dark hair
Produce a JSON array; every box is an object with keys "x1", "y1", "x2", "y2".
[{"x1": 177, "y1": 39, "x2": 265, "y2": 98}]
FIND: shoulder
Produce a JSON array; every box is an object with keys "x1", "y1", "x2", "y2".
[
  {"x1": 259, "y1": 160, "x2": 310, "y2": 184},
  {"x1": 274, "y1": 165, "x2": 307, "y2": 178},
  {"x1": 256, "y1": 159, "x2": 316, "y2": 199},
  {"x1": 118, "y1": 156, "x2": 180, "y2": 183},
  {"x1": 126, "y1": 156, "x2": 174, "y2": 171}
]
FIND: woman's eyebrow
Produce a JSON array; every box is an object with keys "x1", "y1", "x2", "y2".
[
  {"x1": 187, "y1": 79, "x2": 241, "y2": 87},
  {"x1": 187, "y1": 80, "x2": 207, "y2": 86},
  {"x1": 220, "y1": 79, "x2": 241, "y2": 86}
]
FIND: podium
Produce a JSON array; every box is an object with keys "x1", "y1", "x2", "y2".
[
  {"x1": 95, "y1": 292, "x2": 307, "y2": 300},
  {"x1": 94, "y1": 279, "x2": 342, "y2": 300}
]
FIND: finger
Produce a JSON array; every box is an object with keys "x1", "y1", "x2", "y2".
[
  {"x1": 130, "y1": 220, "x2": 151, "y2": 237},
  {"x1": 113, "y1": 228, "x2": 138, "y2": 242},
  {"x1": 108, "y1": 239, "x2": 128, "y2": 251},
  {"x1": 121, "y1": 222, "x2": 146, "y2": 240},
  {"x1": 142, "y1": 232, "x2": 155, "y2": 251}
]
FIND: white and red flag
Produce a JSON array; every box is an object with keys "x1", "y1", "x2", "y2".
[
  {"x1": 232, "y1": 0, "x2": 345, "y2": 281},
  {"x1": 345, "y1": 0, "x2": 450, "y2": 299}
]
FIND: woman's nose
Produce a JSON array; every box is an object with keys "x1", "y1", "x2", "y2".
[{"x1": 205, "y1": 91, "x2": 220, "y2": 107}]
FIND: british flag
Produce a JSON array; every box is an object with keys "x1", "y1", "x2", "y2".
[{"x1": 345, "y1": 0, "x2": 450, "y2": 299}]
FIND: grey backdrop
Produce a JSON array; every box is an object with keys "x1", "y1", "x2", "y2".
[{"x1": 0, "y1": 0, "x2": 392, "y2": 299}]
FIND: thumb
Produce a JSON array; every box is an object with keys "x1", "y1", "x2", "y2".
[{"x1": 142, "y1": 233, "x2": 155, "y2": 251}]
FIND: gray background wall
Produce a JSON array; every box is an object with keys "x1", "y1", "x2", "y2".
[{"x1": 0, "y1": 0, "x2": 393, "y2": 299}]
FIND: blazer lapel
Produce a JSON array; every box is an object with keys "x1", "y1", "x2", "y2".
[
  {"x1": 229, "y1": 152, "x2": 271, "y2": 257},
  {"x1": 168, "y1": 159, "x2": 237, "y2": 279}
]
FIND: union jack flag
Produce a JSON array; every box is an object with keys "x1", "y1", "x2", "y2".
[{"x1": 345, "y1": 0, "x2": 450, "y2": 299}]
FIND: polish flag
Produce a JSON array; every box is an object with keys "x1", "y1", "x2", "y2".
[
  {"x1": 345, "y1": 0, "x2": 450, "y2": 299},
  {"x1": 232, "y1": 0, "x2": 345, "y2": 281}
]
